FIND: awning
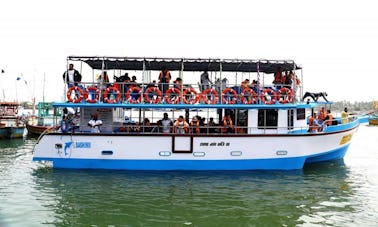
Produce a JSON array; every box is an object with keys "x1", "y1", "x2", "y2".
[{"x1": 68, "y1": 56, "x2": 301, "y2": 74}]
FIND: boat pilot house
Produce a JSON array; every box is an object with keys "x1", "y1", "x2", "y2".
[{"x1": 32, "y1": 56, "x2": 361, "y2": 170}]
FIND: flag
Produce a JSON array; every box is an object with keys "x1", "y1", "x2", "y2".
[{"x1": 1, "y1": 69, "x2": 4, "y2": 73}]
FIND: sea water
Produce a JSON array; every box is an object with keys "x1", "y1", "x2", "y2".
[{"x1": 0, "y1": 125, "x2": 377, "y2": 226}]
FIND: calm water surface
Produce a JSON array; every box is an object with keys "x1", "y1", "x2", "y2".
[{"x1": 0, "y1": 126, "x2": 377, "y2": 226}]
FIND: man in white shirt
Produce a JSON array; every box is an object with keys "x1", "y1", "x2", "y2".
[
  {"x1": 63, "y1": 63, "x2": 82, "y2": 87},
  {"x1": 159, "y1": 112, "x2": 173, "y2": 133},
  {"x1": 88, "y1": 113, "x2": 103, "y2": 133}
]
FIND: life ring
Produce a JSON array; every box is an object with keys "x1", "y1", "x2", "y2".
[
  {"x1": 84, "y1": 86, "x2": 100, "y2": 103},
  {"x1": 260, "y1": 88, "x2": 277, "y2": 105},
  {"x1": 183, "y1": 88, "x2": 199, "y2": 104},
  {"x1": 66, "y1": 86, "x2": 84, "y2": 103},
  {"x1": 165, "y1": 87, "x2": 181, "y2": 104},
  {"x1": 103, "y1": 86, "x2": 121, "y2": 104},
  {"x1": 201, "y1": 88, "x2": 218, "y2": 104},
  {"x1": 221, "y1": 88, "x2": 237, "y2": 104},
  {"x1": 144, "y1": 87, "x2": 162, "y2": 104},
  {"x1": 125, "y1": 86, "x2": 142, "y2": 104},
  {"x1": 240, "y1": 87, "x2": 257, "y2": 104},
  {"x1": 278, "y1": 87, "x2": 294, "y2": 104}
]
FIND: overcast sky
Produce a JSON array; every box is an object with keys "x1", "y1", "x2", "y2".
[{"x1": 0, "y1": 0, "x2": 377, "y2": 103}]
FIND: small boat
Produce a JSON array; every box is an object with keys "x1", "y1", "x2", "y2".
[
  {"x1": 32, "y1": 56, "x2": 365, "y2": 170},
  {"x1": 26, "y1": 102, "x2": 59, "y2": 136},
  {"x1": 369, "y1": 114, "x2": 378, "y2": 125},
  {"x1": 0, "y1": 102, "x2": 25, "y2": 139}
]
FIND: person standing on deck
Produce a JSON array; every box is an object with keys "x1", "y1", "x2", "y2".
[
  {"x1": 159, "y1": 112, "x2": 173, "y2": 133},
  {"x1": 341, "y1": 107, "x2": 349, "y2": 124},
  {"x1": 62, "y1": 63, "x2": 82, "y2": 87},
  {"x1": 174, "y1": 115, "x2": 189, "y2": 134},
  {"x1": 158, "y1": 66, "x2": 171, "y2": 95}
]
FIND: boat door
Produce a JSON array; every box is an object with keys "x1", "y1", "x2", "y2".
[{"x1": 172, "y1": 136, "x2": 193, "y2": 153}]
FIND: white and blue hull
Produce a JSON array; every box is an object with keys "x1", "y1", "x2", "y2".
[{"x1": 33, "y1": 124, "x2": 358, "y2": 170}]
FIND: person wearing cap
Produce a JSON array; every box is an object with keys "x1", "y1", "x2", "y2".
[
  {"x1": 88, "y1": 113, "x2": 103, "y2": 133},
  {"x1": 190, "y1": 116, "x2": 200, "y2": 134}
]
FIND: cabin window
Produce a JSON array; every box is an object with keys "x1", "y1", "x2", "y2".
[
  {"x1": 258, "y1": 109, "x2": 278, "y2": 129},
  {"x1": 297, "y1": 108, "x2": 306, "y2": 120}
]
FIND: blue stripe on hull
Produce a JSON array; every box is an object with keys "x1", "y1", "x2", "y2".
[
  {"x1": 304, "y1": 145, "x2": 349, "y2": 164},
  {"x1": 34, "y1": 157, "x2": 307, "y2": 170}
]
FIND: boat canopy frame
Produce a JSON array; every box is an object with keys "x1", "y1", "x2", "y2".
[{"x1": 68, "y1": 56, "x2": 301, "y2": 74}]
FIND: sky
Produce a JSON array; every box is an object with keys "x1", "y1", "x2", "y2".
[{"x1": 0, "y1": 0, "x2": 377, "y2": 103}]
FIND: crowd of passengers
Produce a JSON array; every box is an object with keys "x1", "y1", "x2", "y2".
[
  {"x1": 307, "y1": 107, "x2": 352, "y2": 133},
  {"x1": 63, "y1": 64, "x2": 300, "y2": 103},
  {"x1": 118, "y1": 113, "x2": 238, "y2": 134}
]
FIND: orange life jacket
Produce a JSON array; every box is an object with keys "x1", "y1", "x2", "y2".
[
  {"x1": 273, "y1": 71, "x2": 282, "y2": 83},
  {"x1": 159, "y1": 70, "x2": 171, "y2": 83}
]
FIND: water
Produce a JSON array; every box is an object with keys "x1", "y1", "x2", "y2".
[{"x1": 0, "y1": 126, "x2": 377, "y2": 226}]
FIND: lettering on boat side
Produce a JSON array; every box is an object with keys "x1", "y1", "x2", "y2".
[
  {"x1": 276, "y1": 150, "x2": 288, "y2": 156},
  {"x1": 339, "y1": 133, "x2": 353, "y2": 145},
  {"x1": 200, "y1": 142, "x2": 230, "y2": 147},
  {"x1": 75, "y1": 142, "x2": 91, "y2": 148}
]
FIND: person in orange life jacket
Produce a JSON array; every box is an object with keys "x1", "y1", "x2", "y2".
[
  {"x1": 174, "y1": 115, "x2": 188, "y2": 134},
  {"x1": 323, "y1": 109, "x2": 334, "y2": 126},
  {"x1": 317, "y1": 107, "x2": 326, "y2": 124},
  {"x1": 308, "y1": 112, "x2": 321, "y2": 132},
  {"x1": 158, "y1": 66, "x2": 171, "y2": 95},
  {"x1": 189, "y1": 116, "x2": 200, "y2": 134},
  {"x1": 223, "y1": 114, "x2": 233, "y2": 133},
  {"x1": 63, "y1": 63, "x2": 82, "y2": 87},
  {"x1": 272, "y1": 67, "x2": 283, "y2": 89}
]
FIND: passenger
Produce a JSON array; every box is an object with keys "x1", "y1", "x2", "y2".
[
  {"x1": 341, "y1": 107, "x2": 349, "y2": 124},
  {"x1": 98, "y1": 71, "x2": 110, "y2": 90},
  {"x1": 62, "y1": 63, "x2": 82, "y2": 87},
  {"x1": 318, "y1": 107, "x2": 326, "y2": 124},
  {"x1": 241, "y1": 79, "x2": 250, "y2": 90},
  {"x1": 174, "y1": 77, "x2": 183, "y2": 91},
  {"x1": 61, "y1": 107, "x2": 75, "y2": 133},
  {"x1": 200, "y1": 70, "x2": 212, "y2": 91},
  {"x1": 207, "y1": 117, "x2": 216, "y2": 133},
  {"x1": 222, "y1": 114, "x2": 233, "y2": 133},
  {"x1": 308, "y1": 112, "x2": 321, "y2": 132},
  {"x1": 158, "y1": 66, "x2": 171, "y2": 95},
  {"x1": 189, "y1": 116, "x2": 200, "y2": 134},
  {"x1": 324, "y1": 110, "x2": 333, "y2": 126},
  {"x1": 272, "y1": 67, "x2": 283, "y2": 88},
  {"x1": 283, "y1": 71, "x2": 293, "y2": 89},
  {"x1": 142, "y1": 118, "x2": 152, "y2": 132},
  {"x1": 88, "y1": 112, "x2": 103, "y2": 133},
  {"x1": 159, "y1": 112, "x2": 173, "y2": 133},
  {"x1": 174, "y1": 115, "x2": 189, "y2": 134},
  {"x1": 129, "y1": 75, "x2": 140, "y2": 88}
]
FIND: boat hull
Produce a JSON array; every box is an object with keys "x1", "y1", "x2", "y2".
[
  {"x1": 26, "y1": 123, "x2": 54, "y2": 136},
  {"x1": 33, "y1": 124, "x2": 358, "y2": 170},
  {"x1": 0, "y1": 126, "x2": 25, "y2": 139},
  {"x1": 369, "y1": 117, "x2": 378, "y2": 125}
]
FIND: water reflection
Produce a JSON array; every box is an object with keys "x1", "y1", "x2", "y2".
[{"x1": 31, "y1": 160, "x2": 357, "y2": 226}]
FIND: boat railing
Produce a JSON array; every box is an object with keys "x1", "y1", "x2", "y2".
[{"x1": 66, "y1": 81, "x2": 301, "y2": 105}]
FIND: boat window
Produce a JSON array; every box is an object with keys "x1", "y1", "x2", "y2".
[
  {"x1": 258, "y1": 109, "x2": 278, "y2": 129},
  {"x1": 297, "y1": 108, "x2": 306, "y2": 120}
]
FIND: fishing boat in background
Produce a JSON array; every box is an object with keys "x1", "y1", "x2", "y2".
[
  {"x1": 368, "y1": 101, "x2": 378, "y2": 125},
  {"x1": 0, "y1": 102, "x2": 25, "y2": 139},
  {"x1": 26, "y1": 102, "x2": 60, "y2": 136},
  {"x1": 32, "y1": 56, "x2": 365, "y2": 170}
]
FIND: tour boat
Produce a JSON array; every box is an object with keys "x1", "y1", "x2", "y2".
[
  {"x1": 32, "y1": 56, "x2": 363, "y2": 170},
  {"x1": 0, "y1": 102, "x2": 25, "y2": 139}
]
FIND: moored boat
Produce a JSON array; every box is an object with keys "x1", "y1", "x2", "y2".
[
  {"x1": 26, "y1": 102, "x2": 60, "y2": 136},
  {"x1": 32, "y1": 56, "x2": 363, "y2": 170},
  {"x1": 0, "y1": 102, "x2": 25, "y2": 139}
]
